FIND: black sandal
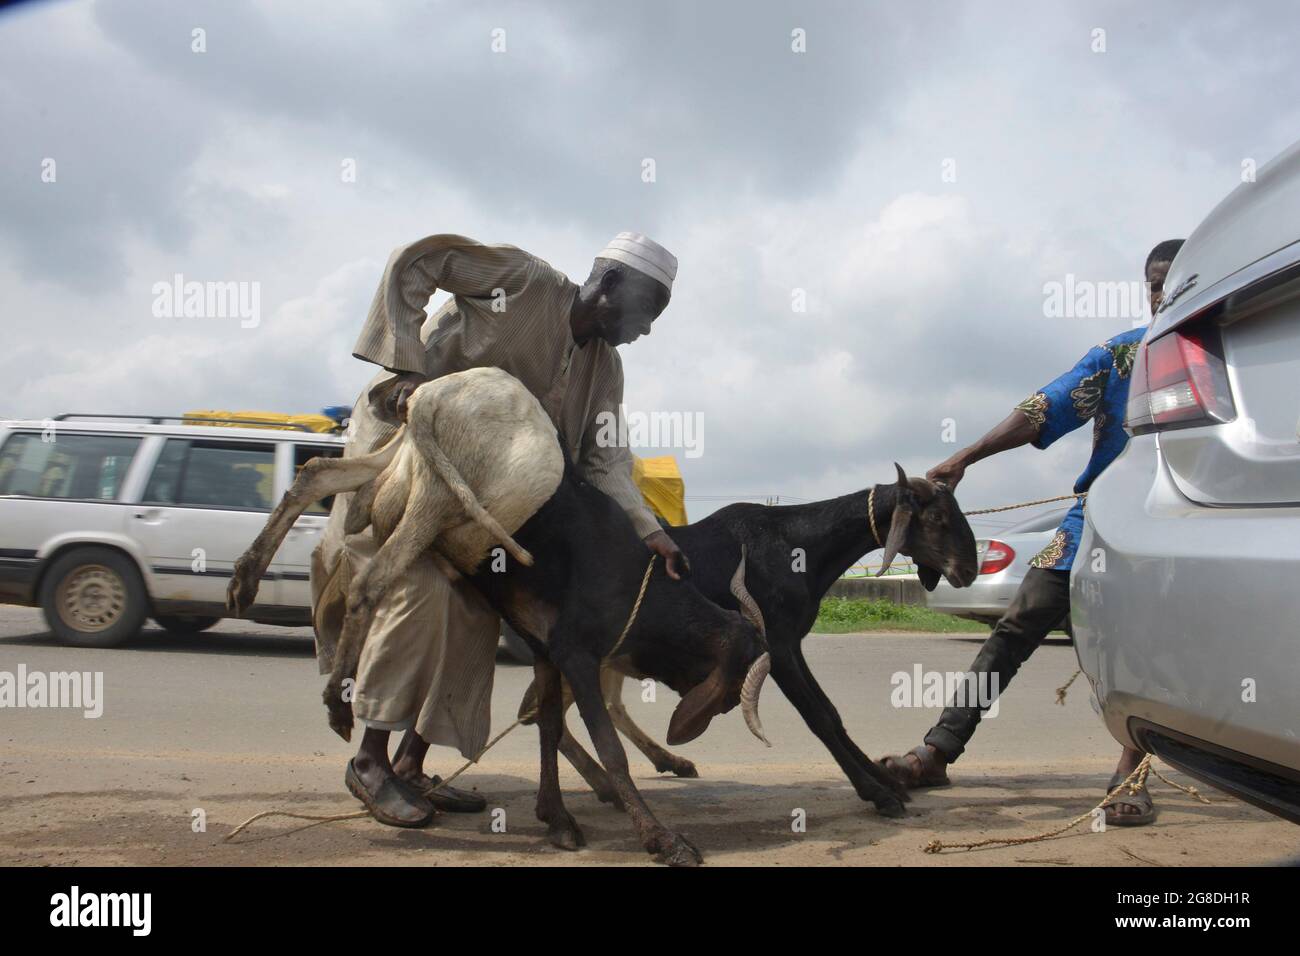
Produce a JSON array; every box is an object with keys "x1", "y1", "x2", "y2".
[
  {"x1": 403, "y1": 772, "x2": 488, "y2": 813},
  {"x1": 877, "y1": 745, "x2": 952, "y2": 790},
  {"x1": 345, "y1": 760, "x2": 435, "y2": 828},
  {"x1": 1104, "y1": 772, "x2": 1157, "y2": 827}
]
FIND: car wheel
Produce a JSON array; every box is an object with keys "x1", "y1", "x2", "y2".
[
  {"x1": 153, "y1": 614, "x2": 221, "y2": 635},
  {"x1": 39, "y1": 547, "x2": 149, "y2": 648},
  {"x1": 499, "y1": 624, "x2": 535, "y2": 664}
]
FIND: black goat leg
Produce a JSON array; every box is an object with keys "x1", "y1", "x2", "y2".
[
  {"x1": 560, "y1": 649, "x2": 702, "y2": 866},
  {"x1": 770, "y1": 644, "x2": 908, "y2": 817},
  {"x1": 533, "y1": 657, "x2": 585, "y2": 850},
  {"x1": 558, "y1": 725, "x2": 624, "y2": 809},
  {"x1": 789, "y1": 641, "x2": 911, "y2": 801}
]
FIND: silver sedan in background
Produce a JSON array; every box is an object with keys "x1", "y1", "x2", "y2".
[
  {"x1": 1073, "y1": 139, "x2": 1300, "y2": 824},
  {"x1": 926, "y1": 507, "x2": 1070, "y2": 632}
]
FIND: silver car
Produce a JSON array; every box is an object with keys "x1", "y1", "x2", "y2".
[
  {"x1": 1073, "y1": 140, "x2": 1300, "y2": 823},
  {"x1": 926, "y1": 506, "x2": 1070, "y2": 629}
]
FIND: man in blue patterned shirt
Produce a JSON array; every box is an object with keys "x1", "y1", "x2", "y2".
[{"x1": 878, "y1": 240, "x2": 1184, "y2": 826}]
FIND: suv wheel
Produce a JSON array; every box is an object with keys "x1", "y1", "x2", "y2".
[
  {"x1": 153, "y1": 614, "x2": 220, "y2": 635},
  {"x1": 39, "y1": 547, "x2": 149, "y2": 648}
]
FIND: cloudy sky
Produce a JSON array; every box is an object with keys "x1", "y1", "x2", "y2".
[{"x1": 4, "y1": 0, "x2": 1298, "y2": 537}]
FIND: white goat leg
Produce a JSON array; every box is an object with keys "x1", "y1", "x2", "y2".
[{"x1": 227, "y1": 428, "x2": 406, "y2": 615}]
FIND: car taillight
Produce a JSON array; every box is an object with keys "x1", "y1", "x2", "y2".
[
  {"x1": 979, "y1": 540, "x2": 1015, "y2": 575},
  {"x1": 1125, "y1": 324, "x2": 1236, "y2": 434}
]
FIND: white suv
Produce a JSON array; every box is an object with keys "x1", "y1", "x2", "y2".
[{"x1": 0, "y1": 415, "x2": 344, "y2": 646}]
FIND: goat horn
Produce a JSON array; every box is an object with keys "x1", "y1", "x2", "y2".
[
  {"x1": 729, "y1": 544, "x2": 766, "y2": 638},
  {"x1": 740, "y1": 651, "x2": 772, "y2": 748}
]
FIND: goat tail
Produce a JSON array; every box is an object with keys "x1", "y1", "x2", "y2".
[{"x1": 417, "y1": 414, "x2": 536, "y2": 568}]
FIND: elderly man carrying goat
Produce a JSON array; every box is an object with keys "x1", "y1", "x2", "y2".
[{"x1": 311, "y1": 232, "x2": 687, "y2": 828}]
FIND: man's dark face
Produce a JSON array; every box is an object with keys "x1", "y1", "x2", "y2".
[
  {"x1": 1147, "y1": 260, "x2": 1172, "y2": 316},
  {"x1": 588, "y1": 265, "x2": 670, "y2": 346}
]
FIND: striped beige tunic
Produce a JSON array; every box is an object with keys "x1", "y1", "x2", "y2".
[{"x1": 312, "y1": 235, "x2": 660, "y2": 758}]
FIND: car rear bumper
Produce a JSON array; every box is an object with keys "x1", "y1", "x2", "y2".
[{"x1": 1072, "y1": 434, "x2": 1300, "y2": 777}]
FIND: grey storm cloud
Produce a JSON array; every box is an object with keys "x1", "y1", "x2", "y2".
[{"x1": 4, "y1": 0, "x2": 1300, "y2": 535}]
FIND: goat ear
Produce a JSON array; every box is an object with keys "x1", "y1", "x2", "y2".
[
  {"x1": 878, "y1": 462, "x2": 915, "y2": 577},
  {"x1": 667, "y1": 667, "x2": 728, "y2": 746},
  {"x1": 876, "y1": 496, "x2": 914, "y2": 577}
]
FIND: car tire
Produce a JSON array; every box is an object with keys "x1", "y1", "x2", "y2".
[
  {"x1": 39, "y1": 546, "x2": 149, "y2": 648},
  {"x1": 153, "y1": 614, "x2": 221, "y2": 635}
]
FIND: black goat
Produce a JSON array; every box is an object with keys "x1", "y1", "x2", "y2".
[
  {"x1": 465, "y1": 460, "x2": 770, "y2": 863},
  {"x1": 557, "y1": 465, "x2": 979, "y2": 818}
]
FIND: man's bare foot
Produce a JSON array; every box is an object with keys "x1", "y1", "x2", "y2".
[{"x1": 876, "y1": 744, "x2": 952, "y2": 789}]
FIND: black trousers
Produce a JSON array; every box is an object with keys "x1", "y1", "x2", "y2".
[{"x1": 924, "y1": 567, "x2": 1071, "y2": 762}]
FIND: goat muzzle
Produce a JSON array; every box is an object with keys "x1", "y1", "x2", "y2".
[{"x1": 740, "y1": 651, "x2": 772, "y2": 748}]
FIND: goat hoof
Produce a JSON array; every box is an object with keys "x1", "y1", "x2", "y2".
[
  {"x1": 652, "y1": 832, "x2": 702, "y2": 867},
  {"x1": 666, "y1": 759, "x2": 699, "y2": 779},
  {"x1": 874, "y1": 795, "x2": 907, "y2": 819},
  {"x1": 545, "y1": 817, "x2": 586, "y2": 851},
  {"x1": 323, "y1": 690, "x2": 354, "y2": 742},
  {"x1": 595, "y1": 789, "x2": 625, "y2": 810},
  {"x1": 226, "y1": 559, "x2": 260, "y2": 616}
]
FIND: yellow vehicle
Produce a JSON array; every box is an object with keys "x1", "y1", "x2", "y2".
[
  {"x1": 182, "y1": 409, "x2": 343, "y2": 434},
  {"x1": 631, "y1": 454, "x2": 687, "y2": 527}
]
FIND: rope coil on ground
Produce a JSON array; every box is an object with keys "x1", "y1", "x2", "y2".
[
  {"x1": 922, "y1": 754, "x2": 1212, "y2": 854},
  {"x1": 224, "y1": 555, "x2": 658, "y2": 843}
]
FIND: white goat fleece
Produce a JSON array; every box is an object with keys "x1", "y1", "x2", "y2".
[
  {"x1": 228, "y1": 366, "x2": 564, "y2": 629},
  {"x1": 372, "y1": 366, "x2": 565, "y2": 573}
]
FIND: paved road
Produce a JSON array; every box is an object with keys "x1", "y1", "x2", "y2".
[{"x1": 1, "y1": 606, "x2": 1294, "y2": 866}]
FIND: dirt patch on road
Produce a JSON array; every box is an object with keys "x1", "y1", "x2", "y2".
[{"x1": 2, "y1": 748, "x2": 1294, "y2": 866}]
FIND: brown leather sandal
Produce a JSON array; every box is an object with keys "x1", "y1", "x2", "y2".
[
  {"x1": 1104, "y1": 773, "x2": 1157, "y2": 827},
  {"x1": 877, "y1": 745, "x2": 952, "y2": 789},
  {"x1": 403, "y1": 772, "x2": 488, "y2": 813},
  {"x1": 345, "y1": 760, "x2": 435, "y2": 828}
]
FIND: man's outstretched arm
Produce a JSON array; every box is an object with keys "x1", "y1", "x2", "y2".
[
  {"x1": 931, "y1": 338, "x2": 1116, "y2": 489},
  {"x1": 927, "y1": 409, "x2": 1040, "y2": 489}
]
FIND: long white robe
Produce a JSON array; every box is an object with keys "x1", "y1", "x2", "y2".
[{"x1": 312, "y1": 235, "x2": 659, "y2": 757}]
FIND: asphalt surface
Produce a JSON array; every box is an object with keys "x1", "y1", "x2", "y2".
[{"x1": 1, "y1": 606, "x2": 1295, "y2": 866}]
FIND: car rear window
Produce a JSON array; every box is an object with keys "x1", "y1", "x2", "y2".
[
  {"x1": 143, "y1": 438, "x2": 276, "y2": 510},
  {"x1": 0, "y1": 432, "x2": 141, "y2": 500}
]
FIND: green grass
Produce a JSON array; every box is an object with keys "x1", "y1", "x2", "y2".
[{"x1": 812, "y1": 597, "x2": 991, "y2": 634}]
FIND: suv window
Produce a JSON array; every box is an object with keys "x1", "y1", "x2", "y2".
[
  {"x1": 0, "y1": 432, "x2": 140, "y2": 500},
  {"x1": 295, "y1": 444, "x2": 344, "y2": 514},
  {"x1": 143, "y1": 439, "x2": 275, "y2": 510}
]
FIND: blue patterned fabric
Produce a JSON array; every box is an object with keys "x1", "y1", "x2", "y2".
[{"x1": 1013, "y1": 326, "x2": 1145, "y2": 571}]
